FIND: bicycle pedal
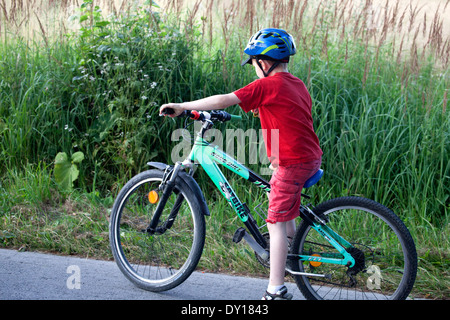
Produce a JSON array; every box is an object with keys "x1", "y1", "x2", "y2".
[{"x1": 232, "y1": 227, "x2": 246, "y2": 243}]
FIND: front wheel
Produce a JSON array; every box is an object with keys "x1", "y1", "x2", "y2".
[
  {"x1": 291, "y1": 197, "x2": 417, "y2": 300},
  {"x1": 109, "y1": 169, "x2": 206, "y2": 292}
]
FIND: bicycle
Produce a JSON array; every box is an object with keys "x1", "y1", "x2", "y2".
[{"x1": 109, "y1": 109, "x2": 417, "y2": 300}]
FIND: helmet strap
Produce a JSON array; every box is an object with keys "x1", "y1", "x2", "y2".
[{"x1": 255, "y1": 59, "x2": 281, "y2": 78}]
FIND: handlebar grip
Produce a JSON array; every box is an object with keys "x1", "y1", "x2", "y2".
[
  {"x1": 161, "y1": 107, "x2": 175, "y2": 115},
  {"x1": 161, "y1": 108, "x2": 241, "y2": 122},
  {"x1": 160, "y1": 109, "x2": 195, "y2": 119}
]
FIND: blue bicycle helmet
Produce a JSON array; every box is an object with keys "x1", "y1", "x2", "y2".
[{"x1": 241, "y1": 28, "x2": 296, "y2": 77}]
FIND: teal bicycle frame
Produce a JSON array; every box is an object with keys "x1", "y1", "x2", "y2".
[
  {"x1": 185, "y1": 120, "x2": 270, "y2": 249},
  {"x1": 180, "y1": 117, "x2": 356, "y2": 271}
]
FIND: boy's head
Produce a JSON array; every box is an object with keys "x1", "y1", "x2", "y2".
[{"x1": 242, "y1": 28, "x2": 296, "y2": 77}]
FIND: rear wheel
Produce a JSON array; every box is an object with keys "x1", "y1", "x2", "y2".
[
  {"x1": 109, "y1": 170, "x2": 206, "y2": 292},
  {"x1": 291, "y1": 197, "x2": 417, "y2": 300}
]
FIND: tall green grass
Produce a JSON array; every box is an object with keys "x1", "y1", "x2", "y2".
[{"x1": 0, "y1": 0, "x2": 449, "y2": 298}]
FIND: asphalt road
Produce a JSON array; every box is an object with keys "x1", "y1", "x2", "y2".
[
  {"x1": 1, "y1": 248, "x2": 432, "y2": 319},
  {"x1": 0, "y1": 248, "x2": 301, "y2": 301}
]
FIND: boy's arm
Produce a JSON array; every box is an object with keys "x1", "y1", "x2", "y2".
[{"x1": 160, "y1": 93, "x2": 241, "y2": 117}]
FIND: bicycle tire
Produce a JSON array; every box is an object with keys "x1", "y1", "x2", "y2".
[
  {"x1": 109, "y1": 169, "x2": 206, "y2": 292},
  {"x1": 291, "y1": 196, "x2": 417, "y2": 300}
]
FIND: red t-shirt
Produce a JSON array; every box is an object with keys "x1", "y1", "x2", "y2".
[{"x1": 234, "y1": 72, "x2": 322, "y2": 166}]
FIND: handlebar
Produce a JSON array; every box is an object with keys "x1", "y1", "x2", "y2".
[{"x1": 161, "y1": 108, "x2": 241, "y2": 123}]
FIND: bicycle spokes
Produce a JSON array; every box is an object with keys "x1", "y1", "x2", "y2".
[{"x1": 290, "y1": 197, "x2": 417, "y2": 300}]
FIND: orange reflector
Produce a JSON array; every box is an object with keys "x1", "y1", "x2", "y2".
[
  {"x1": 309, "y1": 254, "x2": 322, "y2": 267},
  {"x1": 148, "y1": 190, "x2": 159, "y2": 204}
]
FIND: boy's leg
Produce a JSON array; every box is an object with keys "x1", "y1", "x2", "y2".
[
  {"x1": 262, "y1": 220, "x2": 294, "y2": 300},
  {"x1": 267, "y1": 218, "x2": 295, "y2": 286},
  {"x1": 267, "y1": 221, "x2": 289, "y2": 287}
]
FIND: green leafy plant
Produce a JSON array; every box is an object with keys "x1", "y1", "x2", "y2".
[{"x1": 54, "y1": 152, "x2": 85, "y2": 192}]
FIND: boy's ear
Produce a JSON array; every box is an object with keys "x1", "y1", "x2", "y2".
[{"x1": 258, "y1": 59, "x2": 271, "y2": 71}]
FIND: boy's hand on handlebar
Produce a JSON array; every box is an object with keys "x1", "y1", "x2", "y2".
[{"x1": 160, "y1": 103, "x2": 185, "y2": 117}]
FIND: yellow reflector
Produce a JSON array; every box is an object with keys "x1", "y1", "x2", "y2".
[
  {"x1": 148, "y1": 190, "x2": 159, "y2": 204},
  {"x1": 309, "y1": 254, "x2": 322, "y2": 267}
]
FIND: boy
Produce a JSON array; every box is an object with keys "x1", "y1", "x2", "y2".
[{"x1": 160, "y1": 28, "x2": 322, "y2": 300}]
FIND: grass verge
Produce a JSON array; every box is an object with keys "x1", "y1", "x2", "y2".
[{"x1": 0, "y1": 163, "x2": 448, "y2": 299}]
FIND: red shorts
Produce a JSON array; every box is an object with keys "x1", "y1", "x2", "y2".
[{"x1": 267, "y1": 159, "x2": 322, "y2": 224}]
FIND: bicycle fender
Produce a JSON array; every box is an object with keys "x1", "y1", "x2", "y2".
[
  {"x1": 147, "y1": 161, "x2": 168, "y2": 171},
  {"x1": 147, "y1": 162, "x2": 210, "y2": 216},
  {"x1": 178, "y1": 170, "x2": 210, "y2": 216}
]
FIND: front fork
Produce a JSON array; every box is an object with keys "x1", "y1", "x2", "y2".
[{"x1": 145, "y1": 163, "x2": 184, "y2": 235}]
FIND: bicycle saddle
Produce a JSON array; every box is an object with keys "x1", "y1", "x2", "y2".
[{"x1": 303, "y1": 169, "x2": 324, "y2": 188}]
